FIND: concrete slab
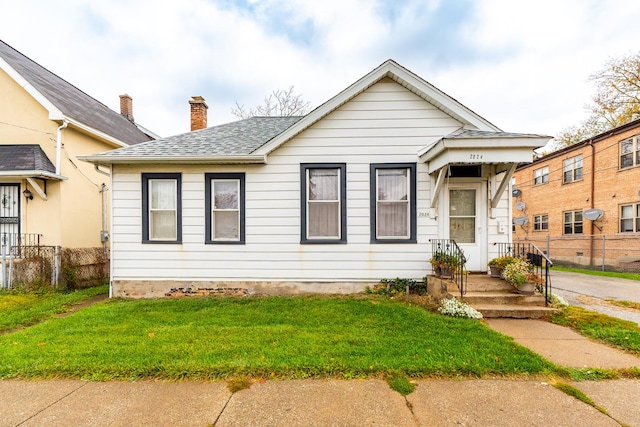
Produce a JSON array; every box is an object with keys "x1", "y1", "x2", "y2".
[
  {"x1": 485, "y1": 318, "x2": 640, "y2": 368},
  {"x1": 215, "y1": 379, "x2": 415, "y2": 426},
  {"x1": 408, "y1": 379, "x2": 619, "y2": 427},
  {"x1": 20, "y1": 380, "x2": 230, "y2": 427},
  {"x1": 571, "y1": 379, "x2": 640, "y2": 427},
  {"x1": 0, "y1": 380, "x2": 84, "y2": 427}
]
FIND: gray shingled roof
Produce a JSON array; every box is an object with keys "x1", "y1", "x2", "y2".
[
  {"x1": 88, "y1": 116, "x2": 304, "y2": 159},
  {"x1": 445, "y1": 129, "x2": 550, "y2": 139},
  {"x1": 0, "y1": 40, "x2": 154, "y2": 145},
  {"x1": 0, "y1": 145, "x2": 55, "y2": 174}
]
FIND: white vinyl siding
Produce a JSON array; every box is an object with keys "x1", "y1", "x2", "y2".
[{"x1": 109, "y1": 80, "x2": 511, "y2": 285}]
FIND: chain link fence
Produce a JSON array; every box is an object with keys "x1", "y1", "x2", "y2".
[
  {"x1": 514, "y1": 234, "x2": 640, "y2": 273},
  {"x1": 1, "y1": 246, "x2": 109, "y2": 291}
]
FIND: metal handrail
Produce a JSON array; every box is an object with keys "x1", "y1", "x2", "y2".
[
  {"x1": 494, "y1": 242, "x2": 553, "y2": 305},
  {"x1": 430, "y1": 239, "x2": 468, "y2": 298}
]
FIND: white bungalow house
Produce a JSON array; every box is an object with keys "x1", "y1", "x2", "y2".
[{"x1": 81, "y1": 60, "x2": 551, "y2": 298}]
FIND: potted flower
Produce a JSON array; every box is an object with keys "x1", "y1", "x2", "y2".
[
  {"x1": 430, "y1": 251, "x2": 461, "y2": 279},
  {"x1": 501, "y1": 258, "x2": 535, "y2": 294},
  {"x1": 487, "y1": 255, "x2": 517, "y2": 278}
]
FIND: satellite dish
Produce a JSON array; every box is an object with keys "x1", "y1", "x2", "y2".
[
  {"x1": 512, "y1": 188, "x2": 522, "y2": 197},
  {"x1": 583, "y1": 208, "x2": 604, "y2": 221},
  {"x1": 515, "y1": 201, "x2": 526, "y2": 211},
  {"x1": 513, "y1": 217, "x2": 529, "y2": 226}
]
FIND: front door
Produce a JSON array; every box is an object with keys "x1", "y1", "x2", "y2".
[
  {"x1": 446, "y1": 183, "x2": 486, "y2": 272},
  {"x1": 0, "y1": 184, "x2": 20, "y2": 255}
]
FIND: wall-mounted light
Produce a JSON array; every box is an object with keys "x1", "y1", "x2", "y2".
[{"x1": 23, "y1": 189, "x2": 33, "y2": 200}]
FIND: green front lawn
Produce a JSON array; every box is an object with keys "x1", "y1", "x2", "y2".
[
  {"x1": 0, "y1": 295, "x2": 556, "y2": 380},
  {"x1": 0, "y1": 285, "x2": 108, "y2": 334}
]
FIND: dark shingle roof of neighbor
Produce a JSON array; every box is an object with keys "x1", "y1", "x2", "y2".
[
  {"x1": 0, "y1": 145, "x2": 56, "y2": 174},
  {"x1": 0, "y1": 39, "x2": 154, "y2": 145},
  {"x1": 91, "y1": 116, "x2": 304, "y2": 158}
]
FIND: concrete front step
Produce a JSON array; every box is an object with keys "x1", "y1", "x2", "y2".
[
  {"x1": 470, "y1": 304, "x2": 557, "y2": 319},
  {"x1": 463, "y1": 292, "x2": 546, "y2": 307}
]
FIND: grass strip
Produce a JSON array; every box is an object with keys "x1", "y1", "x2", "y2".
[
  {"x1": 547, "y1": 306, "x2": 640, "y2": 355},
  {"x1": 0, "y1": 285, "x2": 108, "y2": 334},
  {"x1": 605, "y1": 299, "x2": 640, "y2": 311},
  {"x1": 552, "y1": 382, "x2": 608, "y2": 415},
  {"x1": 552, "y1": 266, "x2": 640, "y2": 281},
  {"x1": 0, "y1": 295, "x2": 557, "y2": 380}
]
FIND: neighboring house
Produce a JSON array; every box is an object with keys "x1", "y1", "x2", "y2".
[
  {"x1": 511, "y1": 118, "x2": 640, "y2": 268},
  {"x1": 0, "y1": 39, "x2": 155, "y2": 254},
  {"x1": 81, "y1": 60, "x2": 550, "y2": 298}
]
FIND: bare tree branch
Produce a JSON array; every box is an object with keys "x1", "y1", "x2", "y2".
[{"x1": 231, "y1": 86, "x2": 311, "y2": 119}]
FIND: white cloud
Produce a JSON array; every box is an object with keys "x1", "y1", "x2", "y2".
[{"x1": 2, "y1": 0, "x2": 640, "y2": 139}]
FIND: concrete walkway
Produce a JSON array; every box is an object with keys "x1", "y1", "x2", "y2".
[{"x1": 3, "y1": 378, "x2": 639, "y2": 427}]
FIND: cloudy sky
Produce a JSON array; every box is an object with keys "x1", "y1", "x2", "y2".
[{"x1": 2, "y1": 0, "x2": 640, "y2": 141}]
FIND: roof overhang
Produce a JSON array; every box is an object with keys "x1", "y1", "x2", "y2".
[
  {"x1": 0, "y1": 170, "x2": 67, "y2": 180},
  {"x1": 78, "y1": 154, "x2": 267, "y2": 166},
  {"x1": 420, "y1": 136, "x2": 550, "y2": 174}
]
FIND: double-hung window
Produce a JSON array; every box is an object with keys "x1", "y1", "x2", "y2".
[
  {"x1": 620, "y1": 136, "x2": 640, "y2": 169},
  {"x1": 300, "y1": 164, "x2": 346, "y2": 243},
  {"x1": 142, "y1": 173, "x2": 181, "y2": 243},
  {"x1": 533, "y1": 214, "x2": 548, "y2": 231},
  {"x1": 205, "y1": 173, "x2": 245, "y2": 244},
  {"x1": 620, "y1": 203, "x2": 640, "y2": 233},
  {"x1": 563, "y1": 155, "x2": 583, "y2": 183},
  {"x1": 534, "y1": 166, "x2": 549, "y2": 185},
  {"x1": 370, "y1": 164, "x2": 416, "y2": 243},
  {"x1": 563, "y1": 210, "x2": 583, "y2": 235}
]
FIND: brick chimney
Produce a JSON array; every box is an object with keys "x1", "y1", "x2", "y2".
[
  {"x1": 189, "y1": 96, "x2": 208, "y2": 131},
  {"x1": 119, "y1": 94, "x2": 134, "y2": 121}
]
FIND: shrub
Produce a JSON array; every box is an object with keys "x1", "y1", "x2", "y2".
[{"x1": 502, "y1": 258, "x2": 533, "y2": 287}]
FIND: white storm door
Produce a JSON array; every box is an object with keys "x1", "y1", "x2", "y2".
[{"x1": 447, "y1": 183, "x2": 486, "y2": 271}]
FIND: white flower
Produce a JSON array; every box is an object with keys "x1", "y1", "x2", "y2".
[{"x1": 438, "y1": 297, "x2": 483, "y2": 319}]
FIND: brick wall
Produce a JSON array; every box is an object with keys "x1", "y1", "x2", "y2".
[{"x1": 512, "y1": 120, "x2": 640, "y2": 267}]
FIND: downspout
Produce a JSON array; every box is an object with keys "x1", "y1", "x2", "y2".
[
  {"x1": 55, "y1": 120, "x2": 69, "y2": 175},
  {"x1": 589, "y1": 140, "x2": 595, "y2": 267}
]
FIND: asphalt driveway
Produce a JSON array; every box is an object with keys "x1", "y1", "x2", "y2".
[{"x1": 551, "y1": 270, "x2": 640, "y2": 325}]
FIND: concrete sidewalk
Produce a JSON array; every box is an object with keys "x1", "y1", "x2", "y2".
[{"x1": 3, "y1": 378, "x2": 639, "y2": 427}]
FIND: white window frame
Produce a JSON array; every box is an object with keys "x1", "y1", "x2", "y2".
[
  {"x1": 563, "y1": 210, "x2": 583, "y2": 235},
  {"x1": 620, "y1": 136, "x2": 640, "y2": 169},
  {"x1": 300, "y1": 164, "x2": 346, "y2": 244},
  {"x1": 533, "y1": 214, "x2": 548, "y2": 231},
  {"x1": 620, "y1": 203, "x2": 640, "y2": 233},
  {"x1": 212, "y1": 179, "x2": 240, "y2": 241},
  {"x1": 534, "y1": 166, "x2": 549, "y2": 185},
  {"x1": 142, "y1": 173, "x2": 181, "y2": 244},
  {"x1": 563, "y1": 155, "x2": 583, "y2": 184}
]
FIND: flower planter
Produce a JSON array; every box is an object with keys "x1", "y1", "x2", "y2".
[
  {"x1": 489, "y1": 266, "x2": 502, "y2": 278},
  {"x1": 515, "y1": 281, "x2": 535, "y2": 295}
]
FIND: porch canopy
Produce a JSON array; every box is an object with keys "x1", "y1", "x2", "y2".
[
  {"x1": 0, "y1": 145, "x2": 66, "y2": 200},
  {"x1": 419, "y1": 129, "x2": 551, "y2": 214}
]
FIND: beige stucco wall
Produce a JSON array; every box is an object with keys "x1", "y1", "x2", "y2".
[{"x1": 0, "y1": 67, "x2": 114, "y2": 248}]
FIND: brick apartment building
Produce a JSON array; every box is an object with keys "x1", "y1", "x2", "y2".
[{"x1": 512, "y1": 118, "x2": 640, "y2": 270}]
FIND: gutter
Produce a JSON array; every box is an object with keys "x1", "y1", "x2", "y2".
[
  {"x1": 56, "y1": 120, "x2": 68, "y2": 175},
  {"x1": 78, "y1": 154, "x2": 268, "y2": 165}
]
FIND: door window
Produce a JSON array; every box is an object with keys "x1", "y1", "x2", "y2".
[{"x1": 449, "y1": 189, "x2": 476, "y2": 243}]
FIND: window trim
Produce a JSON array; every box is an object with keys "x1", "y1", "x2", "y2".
[
  {"x1": 533, "y1": 166, "x2": 549, "y2": 185},
  {"x1": 300, "y1": 163, "x2": 347, "y2": 244},
  {"x1": 142, "y1": 173, "x2": 182, "y2": 244},
  {"x1": 563, "y1": 210, "x2": 583, "y2": 235},
  {"x1": 205, "y1": 173, "x2": 245, "y2": 244},
  {"x1": 619, "y1": 202, "x2": 640, "y2": 233},
  {"x1": 562, "y1": 155, "x2": 583, "y2": 184},
  {"x1": 619, "y1": 136, "x2": 640, "y2": 170},
  {"x1": 370, "y1": 163, "x2": 417, "y2": 244},
  {"x1": 533, "y1": 214, "x2": 549, "y2": 231}
]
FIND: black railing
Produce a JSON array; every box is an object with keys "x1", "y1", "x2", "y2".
[
  {"x1": 1, "y1": 233, "x2": 43, "y2": 258},
  {"x1": 430, "y1": 239, "x2": 467, "y2": 297},
  {"x1": 494, "y1": 242, "x2": 553, "y2": 305}
]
